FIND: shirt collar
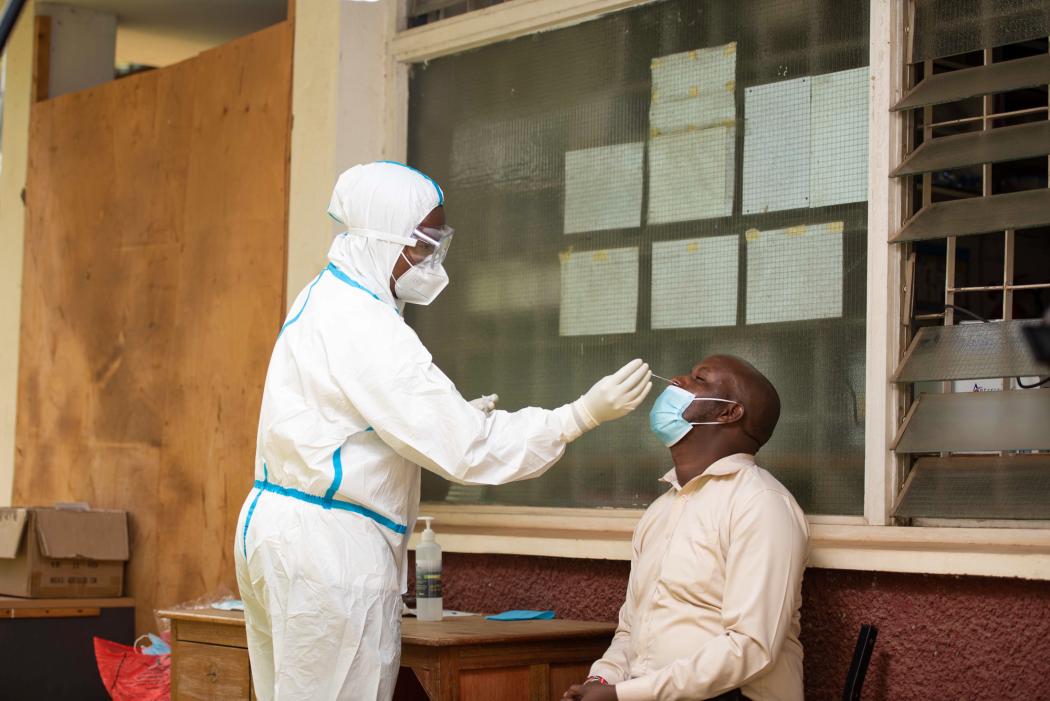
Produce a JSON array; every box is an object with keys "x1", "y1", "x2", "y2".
[{"x1": 659, "y1": 453, "x2": 756, "y2": 492}]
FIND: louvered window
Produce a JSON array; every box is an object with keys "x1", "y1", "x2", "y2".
[{"x1": 890, "y1": 1, "x2": 1050, "y2": 524}]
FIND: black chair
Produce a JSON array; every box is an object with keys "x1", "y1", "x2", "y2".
[{"x1": 842, "y1": 623, "x2": 878, "y2": 701}]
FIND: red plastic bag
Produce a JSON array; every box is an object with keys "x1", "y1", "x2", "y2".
[{"x1": 94, "y1": 637, "x2": 171, "y2": 701}]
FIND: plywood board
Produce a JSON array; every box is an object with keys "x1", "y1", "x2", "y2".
[{"x1": 15, "y1": 22, "x2": 292, "y2": 634}]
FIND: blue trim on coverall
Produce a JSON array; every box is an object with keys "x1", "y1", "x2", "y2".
[
  {"x1": 376, "y1": 160, "x2": 444, "y2": 205},
  {"x1": 252, "y1": 480, "x2": 407, "y2": 535}
]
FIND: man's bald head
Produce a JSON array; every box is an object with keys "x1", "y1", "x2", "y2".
[
  {"x1": 707, "y1": 355, "x2": 780, "y2": 446},
  {"x1": 673, "y1": 354, "x2": 781, "y2": 450}
]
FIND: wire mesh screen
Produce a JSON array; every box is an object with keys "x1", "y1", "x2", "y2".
[
  {"x1": 913, "y1": 0, "x2": 1050, "y2": 62},
  {"x1": 407, "y1": 0, "x2": 870, "y2": 515},
  {"x1": 408, "y1": 0, "x2": 509, "y2": 28}
]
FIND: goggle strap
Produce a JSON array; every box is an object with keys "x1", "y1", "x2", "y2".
[
  {"x1": 413, "y1": 226, "x2": 453, "y2": 246},
  {"x1": 412, "y1": 229, "x2": 434, "y2": 245},
  {"x1": 346, "y1": 227, "x2": 415, "y2": 246}
]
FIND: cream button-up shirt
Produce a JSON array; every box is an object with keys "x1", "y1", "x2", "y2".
[{"x1": 590, "y1": 453, "x2": 808, "y2": 701}]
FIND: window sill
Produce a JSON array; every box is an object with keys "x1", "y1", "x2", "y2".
[{"x1": 410, "y1": 504, "x2": 1050, "y2": 580}]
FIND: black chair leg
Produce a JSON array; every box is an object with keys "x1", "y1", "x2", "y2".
[{"x1": 842, "y1": 623, "x2": 878, "y2": 701}]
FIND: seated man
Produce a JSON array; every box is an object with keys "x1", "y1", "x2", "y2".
[{"x1": 564, "y1": 355, "x2": 808, "y2": 701}]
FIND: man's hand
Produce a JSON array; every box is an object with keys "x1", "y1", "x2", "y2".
[
  {"x1": 561, "y1": 682, "x2": 618, "y2": 701},
  {"x1": 561, "y1": 684, "x2": 586, "y2": 701}
]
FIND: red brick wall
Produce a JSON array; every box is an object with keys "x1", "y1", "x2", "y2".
[{"x1": 411, "y1": 553, "x2": 1050, "y2": 700}]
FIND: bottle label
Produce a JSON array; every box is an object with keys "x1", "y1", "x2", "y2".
[{"x1": 415, "y1": 570, "x2": 442, "y2": 599}]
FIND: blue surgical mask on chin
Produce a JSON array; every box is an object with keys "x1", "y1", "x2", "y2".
[{"x1": 648, "y1": 385, "x2": 741, "y2": 447}]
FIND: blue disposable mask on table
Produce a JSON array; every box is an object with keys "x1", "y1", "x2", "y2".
[
  {"x1": 648, "y1": 385, "x2": 741, "y2": 447},
  {"x1": 485, "y1": 609, "x2": 556, "y2": 621}
]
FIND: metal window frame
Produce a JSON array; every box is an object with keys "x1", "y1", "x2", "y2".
[
  {"x1": 374, "y1": 0, "x2": 1050, "y2": 576},
  {"x1": 390, "y1": 0, "x2": 897, "y2": 526}
]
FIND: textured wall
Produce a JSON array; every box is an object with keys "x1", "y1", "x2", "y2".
[{"x1": 410, "y1": 553, "x2": 1050, "y2": 700}]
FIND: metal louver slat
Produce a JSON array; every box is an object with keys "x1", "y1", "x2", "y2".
[
  {"x1": 893, "y1": 455, "x2": 1050, "y2": 520},
  {"x1": 891, "y1": 121, "x2": 1050, "y2": 177},
  {"x1": 891, "y1": 189, "x2": 1050, "y2": 243},
  {"x1": 893, "y1": 320, "x2": 1047, "y2": 383},
  {"x1": 893, "y1": 389, "x2": 1050, "y2": 453},
  {"x1": 892, "y1": 53, "x2": 1050, "y2": 111}
]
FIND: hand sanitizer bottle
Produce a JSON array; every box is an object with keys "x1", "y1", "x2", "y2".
[{"x1": 415, "y1": 516, "x2": 442, "y2": 621}]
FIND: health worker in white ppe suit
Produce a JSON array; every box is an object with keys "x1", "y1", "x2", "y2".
[{"x1": 234, "y1": 161, "x2": 653, "y2": 701}]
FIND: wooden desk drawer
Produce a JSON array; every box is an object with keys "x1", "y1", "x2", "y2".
[
  {"x1": 173, "y1": 640, "x2": 251, "y2": 701},
  {"x1": 176, "y1": 618, "x2": 248, "y2": 647}
]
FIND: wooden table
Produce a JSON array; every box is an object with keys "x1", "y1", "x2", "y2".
[
  {"x1": 400, "y1": 616, "x2": 616, "y2": 700},
  {"x1": 159, "y1": 608, "x2": 615, "y2": 701},
  {"x1": 2, "y1": 596, "x2": 135, "y2": 701},
  {"x1": 159, "y1": 608, "x2": 256, "y2": 701}
]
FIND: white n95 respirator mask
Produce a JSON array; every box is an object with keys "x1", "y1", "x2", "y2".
[
  {"x1": 393, "y1": 255, "x2": 449, "y2": 305},
  {"x1": 392, "y1": 225, "x2": 453, "y2": 305}
]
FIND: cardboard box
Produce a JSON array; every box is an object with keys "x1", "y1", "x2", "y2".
[{"x1": 0, "y1": 506, "x2": 129, "y2": 598}]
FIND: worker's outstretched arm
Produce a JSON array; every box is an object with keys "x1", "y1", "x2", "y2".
[{"x1": 327, "y1": 312, "x2": 650, "y2": 485}]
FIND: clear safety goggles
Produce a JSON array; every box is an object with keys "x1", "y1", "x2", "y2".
[{"x1": 404, "y1": 225, "x2": 454, "y2": 269}]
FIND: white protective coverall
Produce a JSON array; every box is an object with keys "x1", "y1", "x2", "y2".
[{"x1": 234, "y1": 161, "x2": 647, "y2": 701}]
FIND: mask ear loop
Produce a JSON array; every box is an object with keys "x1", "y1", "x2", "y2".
[
  {"x1": 686, "y1": 398, "x2": 740, "y2": 426},
  {"x1": 390, "y1": 250, "x2": 416, "y2": 294},
  {"x1": 689, "y1": 399, "x2": 763, "y2": 445}
]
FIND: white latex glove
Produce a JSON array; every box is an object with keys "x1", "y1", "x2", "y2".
[
  {"x1": 469, "y1": 394, "x2": 499, "y2": 414},
  {"x1": 554, "y1": 359, "x2": 652, "y2": 441}
]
